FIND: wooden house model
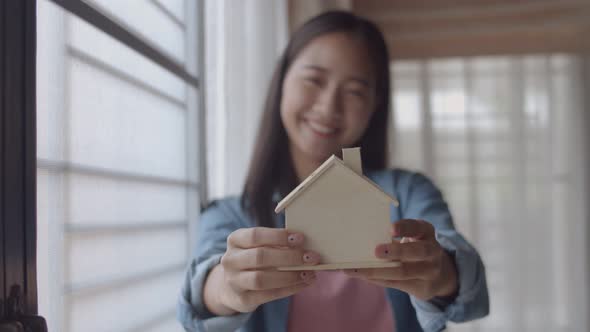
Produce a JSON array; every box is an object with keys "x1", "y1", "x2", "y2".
[{"x1": 275, "y1": 147, "x2": 401, "y2": 271}]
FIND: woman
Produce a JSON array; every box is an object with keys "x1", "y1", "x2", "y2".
[{"x1": 178, "y1": 11, "x2": 489, "y2": 332}]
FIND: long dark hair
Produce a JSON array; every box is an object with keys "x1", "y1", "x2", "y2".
[{"x1": 241, "y1": 11, "x2": 391, "y2": 227}]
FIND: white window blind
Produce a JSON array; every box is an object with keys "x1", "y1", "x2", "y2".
[
  {"x1": 204, "y1": 0, "x2": 288, "y2": 199},
  {"x1": 391, "y1": 55, "x2": 589, "y2": 332},
  {"x1": 36, "y1": 1, "x2": 202, "y2": 331}
]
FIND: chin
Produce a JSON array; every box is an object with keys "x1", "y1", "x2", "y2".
[{"x1": 300, "y1": 142, "x2": 340, "y2": 163}]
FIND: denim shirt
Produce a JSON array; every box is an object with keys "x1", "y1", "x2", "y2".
[{"x1": 177, "y1": 169, "x2": 489, "y2": 332}]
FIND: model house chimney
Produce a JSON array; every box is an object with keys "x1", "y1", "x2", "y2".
[{"x1": 342, "y1": 147, "x2": 362, "y2": 175}]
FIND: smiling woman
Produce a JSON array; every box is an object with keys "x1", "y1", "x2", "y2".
[{"x1": 178, "y1": 11, "x2": 489, "y2": 332}]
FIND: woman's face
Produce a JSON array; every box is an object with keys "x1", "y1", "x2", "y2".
[{"x1": 280, "y1": 32, "x2": 377, "y2": 163}]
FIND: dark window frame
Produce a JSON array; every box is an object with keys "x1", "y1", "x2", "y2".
[{"x1": 1, "y1": 0, "x2": 40, "y2": 328}]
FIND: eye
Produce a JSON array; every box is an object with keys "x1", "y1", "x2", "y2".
[
  {"x1": 304, "y1": 76, "x2": 322, "y2": 86},
  {"x1": 347, "y1": 89, "x2": 366, "y2": 99}
]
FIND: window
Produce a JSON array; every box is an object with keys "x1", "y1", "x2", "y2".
[
  {"x1": 391, "y1": 55, "x2": 589, "y2": 331},
  {"x1": 36, "y1": 1, "x2": 204, "y2": 331}
]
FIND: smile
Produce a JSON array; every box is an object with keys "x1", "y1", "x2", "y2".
[{"x1": 306, "y1": 120, "x2": 338, "y2": 137}]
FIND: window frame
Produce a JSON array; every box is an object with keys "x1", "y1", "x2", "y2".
[{"x1": 0, "y1": 0, "x2": 39, "y2": 324}]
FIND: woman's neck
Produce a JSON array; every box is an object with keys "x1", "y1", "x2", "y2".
[{"x1": 290, "y1": 145, "x2": 324, "y2": 183}]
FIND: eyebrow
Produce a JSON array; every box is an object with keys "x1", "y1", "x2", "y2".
[{"x1": 303, "y1": 65, "x2": 371, "y2": 87}]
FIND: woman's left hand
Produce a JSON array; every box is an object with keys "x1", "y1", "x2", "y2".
[{"x1": 345, "y1": 219, "x2": 459, "y2": 301}]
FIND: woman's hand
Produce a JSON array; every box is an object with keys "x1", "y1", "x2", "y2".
[
  {"x1": 346, "y1": 219, "x2": 458, "y2": 301},
  {"x1": 208, "y1": 227, "x2": 319, "y2": 314}
]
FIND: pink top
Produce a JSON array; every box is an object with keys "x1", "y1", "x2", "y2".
[{"x1": 287, "y1": 271, "x2": 395, "y2": 332}]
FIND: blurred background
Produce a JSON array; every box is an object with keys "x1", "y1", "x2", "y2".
[{"x1": 36, "y1": 0, "x2": 590, "y2": 331}]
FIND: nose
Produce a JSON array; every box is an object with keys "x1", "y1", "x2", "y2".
[{"x1": 315, "y1": 84, "x2": 342, "y2": 118}]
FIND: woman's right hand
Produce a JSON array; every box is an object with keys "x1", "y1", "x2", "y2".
[{"x1": 208, "y1": 227, "x2": 320, "y2": 314}]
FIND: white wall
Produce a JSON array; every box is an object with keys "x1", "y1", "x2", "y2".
[{"x1": 205, "y1": 0, "x2": 288, "y2": 199}]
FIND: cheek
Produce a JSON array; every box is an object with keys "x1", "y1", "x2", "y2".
[
  {"x1": 279, "y1": 96, "x2": 295, "y2": 129},
  {"x1": 342, "y1": 104, "x2": 375, "y2": 142},
  {"x1": 280, "y1": 85, "x2": 300, "y2": 132},
  {"x1": 280, "y1": 80, "x2": 314, "y2": 130}
]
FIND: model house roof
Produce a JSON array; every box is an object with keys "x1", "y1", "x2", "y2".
[{"x1": 275, "y1": 149, "x2": 399, "y2": 213}]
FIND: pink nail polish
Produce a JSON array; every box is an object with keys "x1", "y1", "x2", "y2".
[
  {"x1": 345, "y1": 269, "x2": 359, "y2": 276},
  {"x1": 302, "y1": 271, "x2": 315, "y2": 282},
  {"x1": 376, "y1": 245, "x2": 390, "y2": 258},
  {"x1": 288, "y1": 233, "x2": 302, "y2": 244},
  {"x1": 303, "y1": 252, "x2": 315, "y2": 262}
]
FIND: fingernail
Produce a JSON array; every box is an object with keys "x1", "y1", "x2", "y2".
[
  {"x1": 346, "y1": 269, "x2": 359, "y2": 275},
  {"x1": 303, "y1": 252, "x2": 319, "y2": 263},
  {"x1": 288, "y1": 233, "x2": 303, "y2": 244},
  {"x1": 376, "y1": 244, "x2": 390, "y2": 258}
]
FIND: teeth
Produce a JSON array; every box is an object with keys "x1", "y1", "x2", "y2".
[{"x1": 308, "y1": 121, "x2": 336, "y2": 134}]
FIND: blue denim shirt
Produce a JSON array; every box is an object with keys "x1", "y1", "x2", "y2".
[{"x1": 177, "y1": 169, "x2": 489, "y2": 332}]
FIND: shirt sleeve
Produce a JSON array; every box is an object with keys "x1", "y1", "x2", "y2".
[
  {"x1": 177, "y1": 200, "x2": 253, "y2": 332},
  {"x1": 399, "y1": 172, "x2": 490, "y2": 332}
]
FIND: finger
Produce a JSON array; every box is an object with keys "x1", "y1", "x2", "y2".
[
  {"x1": 375, "y1": 241, "x2": 440, "y2": 262},
  {"x1": 245, "y1": 279, "x2": 315, "y2": 306},
  {"x1": 391, "y1": 219, "x2": 435, "y2": 240},
  {"x1": 228, "y1": 227, "x2": 304, "y2": 249},
  {"x1": 227, "y1": 247, "x2": 320, "y2": 269},
  {"x1": 345, "y1": 261, "x2": 438, "y2": 281},
  {"x1": 233, "y1": 270, "x2": 315, "y2": 291}
]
